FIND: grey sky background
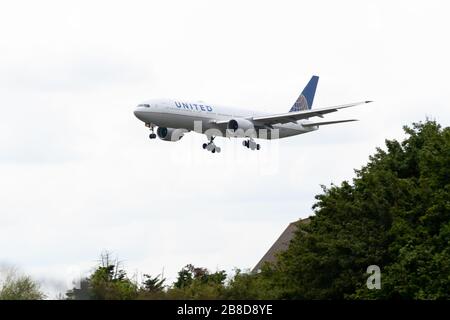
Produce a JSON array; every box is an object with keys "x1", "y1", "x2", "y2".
[{"x1": 1, "y1": 0, "x2": 449, "y2": 297}]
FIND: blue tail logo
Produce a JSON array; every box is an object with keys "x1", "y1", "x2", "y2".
[{"x1": 289, "y1": 75, "x2": 319, "y2": 112}]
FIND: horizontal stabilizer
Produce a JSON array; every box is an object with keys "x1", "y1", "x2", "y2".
[{"x1": 302, "y1": 119, "x2": 358, "y2": 127}]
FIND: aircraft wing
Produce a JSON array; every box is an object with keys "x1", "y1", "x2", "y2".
[
  {"x1": 251, "y1": 100, "x2": 372, "y2": 125},
  {"x1": 302, "y1": 119, "x2": 358, "y2": 127}
]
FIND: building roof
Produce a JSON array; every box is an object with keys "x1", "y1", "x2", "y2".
[{"x1": 252, "y1": 217, "x2": 310, "y2": 273}]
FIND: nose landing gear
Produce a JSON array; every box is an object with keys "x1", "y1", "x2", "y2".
[
  {"x1": 243, "y1": 139, "x2": 260, "y2": 151},
  {"x1": 203, "y1": 137, "x2": 221, "y2": 153},
  {"x1": 147, "y1": 124, "x2": 156, "y2": 139}
]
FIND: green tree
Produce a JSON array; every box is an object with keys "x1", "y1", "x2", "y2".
[
  {"x1": 264, "y1": 120, "x2": 450, "y2": 299},
  {"x1": 66, "y1": 252, "x2": 138, "y2": 300},
  {"x1": 136, "y1": 274, "x2": 166, "y2": 299},
  {"x1": 0, "y1": 267, "x2": 45, "y2": 300},
  {"x1": 223, "y1": 268, "x2": 280, "y2": 299},
  {"x1": 141, "y1": 274, "x2": 165, "y2": 293},
  {"x1": 173, "y1": 264, "x2": 196, "y2": 289},
  {"x1": 168, "y1": 264, "x2": 227, "y2": 299}
]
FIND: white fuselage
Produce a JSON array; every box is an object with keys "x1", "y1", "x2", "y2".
[{"x1": 133, "y1": 99, "x2": 317, "y2": 139}]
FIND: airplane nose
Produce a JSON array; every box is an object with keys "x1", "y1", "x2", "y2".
[{"x1": 134, "y1": 109, "x2": 144, "y2": 120}]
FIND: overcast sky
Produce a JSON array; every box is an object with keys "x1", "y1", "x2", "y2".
[{"x1": 1, "y1": 0, "x2": 449, "y2": 297}]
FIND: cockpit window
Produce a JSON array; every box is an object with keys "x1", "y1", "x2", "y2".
[{"x1": 138, "y1": 104, "x2": 150, "y2": 108}]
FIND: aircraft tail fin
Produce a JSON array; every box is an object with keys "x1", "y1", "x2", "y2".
[{"x1": 289, "y1": 75, "x2": 319, "y2": 112}]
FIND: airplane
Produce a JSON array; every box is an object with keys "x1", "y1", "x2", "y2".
[{"x1": 133, "y1": 75, "x2": 371, "y2": 153}]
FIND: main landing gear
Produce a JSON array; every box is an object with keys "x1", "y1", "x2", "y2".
[
  {"x1": 202, "y1": 137, "x2": 221, "y2": 153},
  {"x1": 243, "y1": 139, "x2": 260, "y2": 151}
]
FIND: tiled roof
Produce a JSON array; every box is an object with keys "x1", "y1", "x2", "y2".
[{"x1": 252, "y1": 217, "x2": 310, "y2": 273}]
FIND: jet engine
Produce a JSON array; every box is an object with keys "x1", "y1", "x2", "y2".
[
  {"x1": 227, "y1": 118, "x2": 256, "y2": 137},
  {"x1": 156, "y1": 127, "x2": 186, "y2": 141}
]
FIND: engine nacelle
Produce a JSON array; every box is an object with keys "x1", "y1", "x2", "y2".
[
  {"x1": 156, "y1": 127, "x2": 186, "y2": 141},
  {"x1": 227, "y1": 118, "x2": 256, "y2": 137}
]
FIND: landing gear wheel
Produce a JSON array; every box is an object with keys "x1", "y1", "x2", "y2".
[
  {"x1": 149, "y1": 133, "x2": 156, "y2": 139},
  {"x1": 243, "y1": 139, "x2": 260, "y2": 150},
  {"x1": 203, "y1": 136, "x2": 220, "y2": 153}
]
